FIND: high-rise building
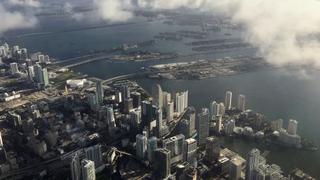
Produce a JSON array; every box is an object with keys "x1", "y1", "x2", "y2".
[
  {"x1": 184, "y1": 138, "x2": 197, "y2": 165},
  {"x1": 196, "y1": 108, "x2": 210, "y2": 145},
  {"x1": 152, "y1": 84, "x2": 163, "y2": 109},
  {"x1": 42, "y1": 68, "x2": 49, "y2": 86},
  {"x1": 210, "y1": 101, "x2": 219, "y2": 119},
  {"x1": 106, "y1": 107, "x2": 116, "y2": 129},
  {"x1": 156, "y1": 108, "x2": 164, "y2": 137},
  {"x1": 180, "y1": 119, "x2": 194, "y2": 138},
  {"x1": 224, "y1": 119, "x2": 235, "y2": 136},
  {"x1": 188, "y1": 108, "x2": 196, "y2": 137},
  {"x1": 121, "y1": 85, "x2": 131, "y2": 99},
  {"x1": 166, "y1": 102, "x2": 174, "y2": 123},
  {"x1": 271, "y1": 119, "x2": 283, "y2": 131},
  {"x1": 85, "y1": 145, "x2": 102, "y2": 168},
  {"x1": 130, "y1": 108, "x2": 141, "y2": 128},
  {"x1": 245, "y1": 149, "x2": 261, "y2": 180},
  {"x1": 34, "y1": 64, "x2": 49, "y2": 87},
  {"x1": 136, "y1": 133, "x2": 147, "y2": 160},
  {"x1": 163, "y1": 91, "x2": 172, "y2": 107},
  {"x1": 215, "y1": 115, "x2": 223, "y2": 133},
  {"x1": 147, "y1": 136, "x2": 158, "y2": 162},
  {"x1": 205, "y1": 136, "x2": 221, "y2": 162},
  {"x1": 70, "y1": 153, "x2": 81, "y2": 180},
  {"x1": 229, "y1": 158, "x2": 242, "y2": 180},
  {"x1": 175, "y1": 91, "x2": 189, "y2": 115},
  {"x1": 154, "y1": 148, "x2": 171, "y2": 179},
  {"x1": 95, "y1": 81, "x2": 104, "y2": 103},
  {"x1": 81, "y1": 159, "x2": 96, "y2": 180},
  {"x1": 10, "y1": 63, "x2": 19, "y2": 75},
  {"x1": 28, "y1": 66, "x2": 35, "y2": 81},
  {"x1": 287, "y1": 119, "x2": 298, "y2": 135},
  {"x1": 237, "y1": 94, "x2": 246, "y2": 112},
  {"x1": 124, "y1": 98, "x2": 133, "y2": 113},
  {"x1": 131, "y1": 92, "x2": 141, "y2": 108},
  {"x1": 0, "y1": 132, "x2": 3, "y2": 147},
  {"x1": 225, "y1": 91, "x2": 233, "y2": 110},
  {"x1": 163, "y1": 134, "x2": 185, "y2": 164},
  {"x1": 87, "y1": 93, "x2": 98, "y2": 110},
  {"x1": 219, "y1": 103, "x2": 226, "y2": 116}
]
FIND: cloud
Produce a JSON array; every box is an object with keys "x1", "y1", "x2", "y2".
[
  {"x1": 94, "y1": 0, "x2": 134, "y2": 22},
  {"x1": 6, "y1": 0, "x2": 40, "y2": 7},
  {"x1": 0, "y1": 3, "x2": 38, "y2": 34},
  {"x1": 92, "y1": 0, "x2": 320, "y2": 68}
]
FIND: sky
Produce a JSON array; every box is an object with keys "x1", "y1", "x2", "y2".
[{"x1": 2, "y1": 0, "x2": 320, "y2": 68}]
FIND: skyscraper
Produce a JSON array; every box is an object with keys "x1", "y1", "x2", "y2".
[
  {"x1": 287, "y1": 119, "x2": 298, "y2": 135},
  {"x1": 175, "y1": 91, "x2": 189, "y2": 115},
  {"x1": 124, "y1": 98, "x2": 133, "y2": 113},
  {"x1": 215, "y1": 115, "x2": 223, "y2": 133},
  {"x1": 131, "y1": 92, "x2": 141, "y2": 108},
  {"x1": 210, "y1": 101, "x2": 219, "y2": 119},
  {"x1": 205, "y1": 136, "x2": 221, "y2": 162},
  {"x1": 33, "y1": 64, "x2": 49, "y2": 87},
  {"x1": 106, "y1": 107, "x2": 116, "y2": 129},
  {"x1": 184, "y1": 138, "x2": 197, "y2": 165},
  {"x1": 70, "y1": 153, "x2": 81, "y2": 180},
  {"x1": 95, "y1": 81, "x2": 104, "y2": 103},
  {"x1": 225, "y1": 91, "x2": 233, "y2": 110},
  {"x1": 156, "y1": 108, "x2": 164, "y2": 137},
  {"x1": 153, "y1": 84, "x2": 163, "y2": 109},
  {"x1": 136, "y1": 133, "x2": 147, "y2": 160},
  {"x1": 237, "y1": 94, "x2": 246, "y2": 112},
  {"x1": 0, "y1": 132, "x2": 3, "y2": 147},
  {"x1": 85, "y1": 145, "x2": 102, "y2": 168},
  {"x1": 245, "y1": 149, "x2": 260, "y2": 180},
  {"x1": 229, "y1": 158, "x2": 242, "y2": 180},
  {"x1": 196, "y1": 108, "x2": 210, "y2": 145},
  {"x1": 166, "y1": 102, "x2": 174, "y2": 123},
  {"x1": 147, "y1": 136, "x2": 158, "y2": 162},
  {"x1": 154, "y1": 148, "x2": 171, "y2": 179},
  {"x1": 10, "y1": 62, "x2": 19, "y2": 75},
  {"x1": 121, "y1": 85, "x2": 130, "y2": 99},
  {"x1": 219, "y1": 103, "x2": 226, "y2": 116},
  {"x1": 163, "y1": 134, "x2": 185, "y2": 164},
  {"x1": 81, "y1": 159, "x2": 96, "y2": 180}
]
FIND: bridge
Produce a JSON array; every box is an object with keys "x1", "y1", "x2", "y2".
[{"x1": 59, "y1": 55, "x2": 113, "y2": 69}]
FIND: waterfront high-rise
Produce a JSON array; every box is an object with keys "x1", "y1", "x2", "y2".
[
  {"x1": 196, "y1": 108, "x2": 210, "y2": 145},
  {"x1": 225, "y1": 91, "x2": 233, "y2": 110},
  {"x1": 136, "y1": 133, "x2": 148, "y2": 160},
  {"x1": 81, "y1": 159, "x2": 96, "y2": 180},
  {"x1": 154, "y1": 148, "x2": 171, "y2": 179},
  {"x1": 245, "y1": 149, "x2": 260, "y2": 180},
  {"x1": 10, "y1": 62, "x2": 19, "y2": 75},
  {"x1": 219, "y1": 103, "x2": 226, "y2": 116},
  {"x1": 237, "y1": 94, "x2": 246, "y2": 112},
  {"x1": 229, "y1": 158, "x2": 242, "y2": 180},
  {"x1": 205, "y1": 136, "x2": 221, "y2": 163},
  {"x1": 287, "y1": 119, "x2": 298, "y2": 135},
  {"x1": 156, "y1": 108, "x2": 164, "y2": 137},
  {"x1": 210, "y1": 101, "x2": 219, "y2": 119}
]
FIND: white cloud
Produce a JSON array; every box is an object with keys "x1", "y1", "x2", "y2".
[
  {"x1": 6, "y1": 0, "x2": 40, "y2": 7},
  {"x1": 94, "y1": 0, "x2": 134, "y2": 22},
  {"x1": 0, "y1": 3, "x2": 38, "y2": 34},
  {"x1": 92, "y1": 0, "x2": 320, "y2": 68}
]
